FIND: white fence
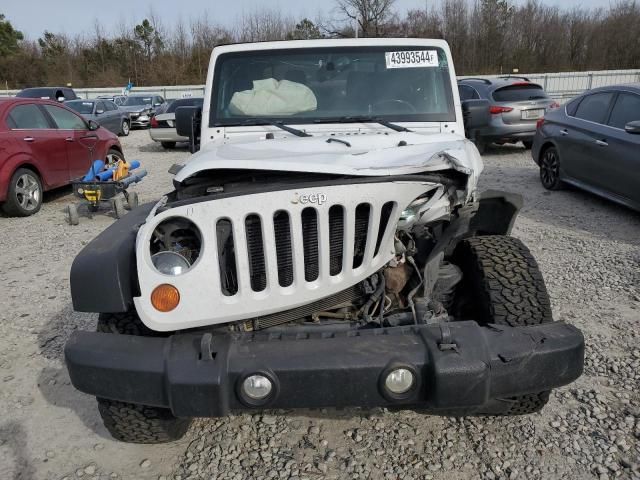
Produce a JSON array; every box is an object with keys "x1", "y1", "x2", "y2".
[
  {"x1": 461, "y1": 69, "x2": 640, "y2": 102},
  {"x1": 3, "y1": 69, "x2": 640, "y2": 102}
]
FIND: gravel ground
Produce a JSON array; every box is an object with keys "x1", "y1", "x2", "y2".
[{"x1": 0, "y1": 131, "x2": 638, "y2": 480}]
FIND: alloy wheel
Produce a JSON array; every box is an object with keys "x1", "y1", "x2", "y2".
[
  {"x1": 122, "y1": 121, "x2": 130, "y2": 136},
  {"x1": 540, "y1": 149, "x2": 560, "y2": 188},
  {"x1": 15, "y1": 173, "x2": 41, "y2": 212},
  {"x1": 106, "y1": 151, "x2": 124, "y2": 167}
]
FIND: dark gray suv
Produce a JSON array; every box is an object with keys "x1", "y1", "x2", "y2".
[{"x1": 458, "y1": 77, "x2": 558, "y2": 153}]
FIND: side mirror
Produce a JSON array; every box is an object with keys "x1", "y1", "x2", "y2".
[
  {"x1": 154, "y1": 102, "x2": 162, "y2": 107},
  {"x1": 87, "y1": 120, "x2": 100, "y2": 131},
  {"x1": 175, "y1": 106, "x2": 202, "y2": 153},
  {"x1": 57, "y1": 96, "x2": 65, "y2": 102},
  {"x1": 461, "y1": 99, "x2": 490, "y2": 130},
  {"x1": 624, "y1": 120, "x2": 640, "y2": 134},
  {"x1": 95, "y1": 109, "x2": 104, "y2": 115}
]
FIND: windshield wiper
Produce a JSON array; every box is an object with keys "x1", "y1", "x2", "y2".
[
  {"x1": 314, "y1": 116, "x2": 412, "y2": 133},
  {"x1": 241, "y1": 119, "x2": 311, "y2": 137}
]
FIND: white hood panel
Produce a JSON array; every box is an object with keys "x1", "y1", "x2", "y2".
[{"x1": 174, "y1": 132, "x2": 483, "y2": 184}]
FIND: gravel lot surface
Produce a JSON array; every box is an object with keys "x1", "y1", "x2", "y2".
[{"x1": 0, "y1": 131, "x2": 638, "y2": 480}]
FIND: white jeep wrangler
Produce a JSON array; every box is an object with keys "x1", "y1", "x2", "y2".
[{"x1": 65, "y1": 39, "x2": 583, "y2": 443}]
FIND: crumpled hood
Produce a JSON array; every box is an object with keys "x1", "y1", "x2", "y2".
[{"x1": 174, "y1": 131, "x2": 483, "y2": 186}]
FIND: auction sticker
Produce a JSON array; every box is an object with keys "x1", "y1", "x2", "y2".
[{"x1": 385, "y1": 50, "x2": 439, "y2": 68}]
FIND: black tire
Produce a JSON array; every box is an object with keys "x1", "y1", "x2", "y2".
[
  {"x1": 474, "y1": 137, "x2": 487, "y2": 155},
  {"x1": 2, "y1": 168, "x2": 43, "y2": 216},
  {"x1": 119, "y1": 120, "x2": 130, "y2": 137},
  {"x1": 97, "y1": 398, "x2": 190, "y2": 444},
  {"x1": 522, "y1": 140, "x2": 533, "y2": 149},
  {"x1": 112, "y1": 197, "x2": 126, "y2": 219},
  {"x1": 97, "y1": 311, "x2": 163, "y2": 336},
  {"x1": 539, "y1": 146, "x2": 563, "y2": 190},
  {"x1": 161, "y1": 141, "x2": 176, "y2": 149},
  {"x1": 125, "y1": 190, "x2": 139, "y2": 210},
  {"x1": 96, "y1": 312, "x2": 190, "y2": 443},
  {"x1": 67, "y1": 203, "x2": 79, "y2": 225},
  {"x1": 454, "y1": 235, "x2": 553, "y2": 414}
]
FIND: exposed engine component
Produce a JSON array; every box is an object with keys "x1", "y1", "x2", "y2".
[{"x1": 384, "y1": 262, "x2": 411, "y2": 308}]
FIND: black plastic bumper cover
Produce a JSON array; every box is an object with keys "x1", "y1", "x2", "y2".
[{"x1": 65, "y1": 321, "x2": 584, "y2": 417}]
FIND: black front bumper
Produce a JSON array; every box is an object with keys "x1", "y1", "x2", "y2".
[{"x1": 65, "y1": 321, "x2": 584, "y2": 417}]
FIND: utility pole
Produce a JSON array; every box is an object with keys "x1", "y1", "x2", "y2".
[{"x1": 355, "y1": 12, "x2": 359, "y2": 38}]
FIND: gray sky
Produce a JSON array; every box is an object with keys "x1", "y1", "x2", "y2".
[{"x1": 4, "y1": 0, "x2": 608, "y2": 39}]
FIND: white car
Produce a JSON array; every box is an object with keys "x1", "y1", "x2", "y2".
[
  {"x1": 149, "y1": 97, "x2": 204, "y2": 148},
  {"x1": 65, "y1": 38, "x2": 584, "y2": 444}
]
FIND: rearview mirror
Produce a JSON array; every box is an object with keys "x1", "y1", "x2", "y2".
[
  {"x1": 461, "y1": 99, "x2": 491, "y2": 130},
  {"x1": 175, "y1": 106, "x2": 202, "y2": 153},
  {"x1": 624, "y1": 120, "x2": 640, "y2": 134},
  {"x1": 87, "y1": 120, "x2": 100, "y2": 131}
]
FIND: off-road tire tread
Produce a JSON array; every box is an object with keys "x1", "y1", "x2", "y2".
[
  {"x1": 456, "y1": 235, "x2": 553, "y2": 415},
  {"x1": 97, "y1": 398, "x2": 190, "y2": 444},
  {"x1": 96, "y1": 312, "x2": 189, "y2": 443},
  {"x1": 458, "y1": 235, "x2": 553, "y2": 327},
  {"x1": 96, "y1": 311, "x2": 163, "y2": 336},
  {"x1": 502, "y1": 391, "x2": 550, "y2": 415}
]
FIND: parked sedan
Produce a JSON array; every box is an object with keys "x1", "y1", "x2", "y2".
[
  {"x1": 119, "y1": 94, "x2": 166, "y2": 128},
  {"x1": 532, "y1": 83, "x2": 640, "y2": 211},
  {"x1": 150, "y1": 97, "x2": 204, "y2": 148},
  {"x1": 458, "y1": 77, "x2": 558, "y2": 153},
  {"x1": 16, "y1": 86, "x2": 78, "y2": 102},
  {"x1": 65, "y1": 99, "x2": 130, "y2": 136},
  {"x1": 0, "y1": 98, "x2": 124, "y2": 216}
]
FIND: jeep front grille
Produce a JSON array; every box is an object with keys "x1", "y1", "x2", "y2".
[
  {"x1": 233, "y1": 201, "x2": 396, "y2": 294},
  {"x1": 135, "y1": 182, "x2": 437, "y2": 331}
]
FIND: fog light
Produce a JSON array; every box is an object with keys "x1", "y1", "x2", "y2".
[
  {"x1": 384, "y1": 368, "x2": 415, "y2": 395},
  {"x1": 242, "y1": 374, "x2": 273, "y2": 400}
]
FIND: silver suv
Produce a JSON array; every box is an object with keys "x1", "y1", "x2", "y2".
[{"x1": 458, "y1": 77, "x2": 558, "y2": 153}]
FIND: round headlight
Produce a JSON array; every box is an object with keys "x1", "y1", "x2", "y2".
[
  {"x1": 152, "y1": 251, "x2": 191, "y2": 276},
  {"x1": 384, "y1": 368, "x2": 415, "y2": 395},
  {"x1": 242, "y1": 374, "x2": 273, "y2": 400},
  {"x1": 150, "y1": 217, "x2": 202, "y2": 272}
]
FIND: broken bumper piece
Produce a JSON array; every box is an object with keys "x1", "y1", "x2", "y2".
[{"x1": 64, "y1": 321, "x2": 584, "y2": 417}]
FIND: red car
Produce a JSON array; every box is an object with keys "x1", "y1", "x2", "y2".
[{"x1": 0, "y1": 98, "x2": 125, "y2": 216}]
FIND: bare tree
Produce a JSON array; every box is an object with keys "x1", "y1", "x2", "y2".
[{"x1": 335, "y1": 0, "x2": 397, "y2": 37}]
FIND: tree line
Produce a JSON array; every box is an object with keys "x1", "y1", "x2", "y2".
[{"x1": 0, "y1": 0, "x2": 639, "y2": 90}]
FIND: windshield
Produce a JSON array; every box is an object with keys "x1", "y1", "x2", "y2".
[
  {"x1": 123, "y1": 96, "x2": 152, "y2": 106},
  {"x1": 492, "y1": 84, "x2": 548, "y2": 102},
  {"x1": 210, "y1": 46, "x2": 455, "y2": 126},
  {"x1": 66, "y1": 101, "x2": 94, "y2": 114}
]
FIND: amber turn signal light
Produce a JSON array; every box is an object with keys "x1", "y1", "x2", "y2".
[{"x1": 151, "y1": 284, "x2": 180, "y2": 312}]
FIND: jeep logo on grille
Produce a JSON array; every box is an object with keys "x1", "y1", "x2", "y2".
[{"x1": 291, "y1": 192, "x2": 327, "y2": 205}]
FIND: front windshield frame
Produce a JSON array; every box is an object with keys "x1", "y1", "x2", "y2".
[
  {"x1": 209, "y1": 46, "x2": 455, "y2": 128},
  {"x1": 123, "y1": 96, "x2": 153, "y2": 106}
]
